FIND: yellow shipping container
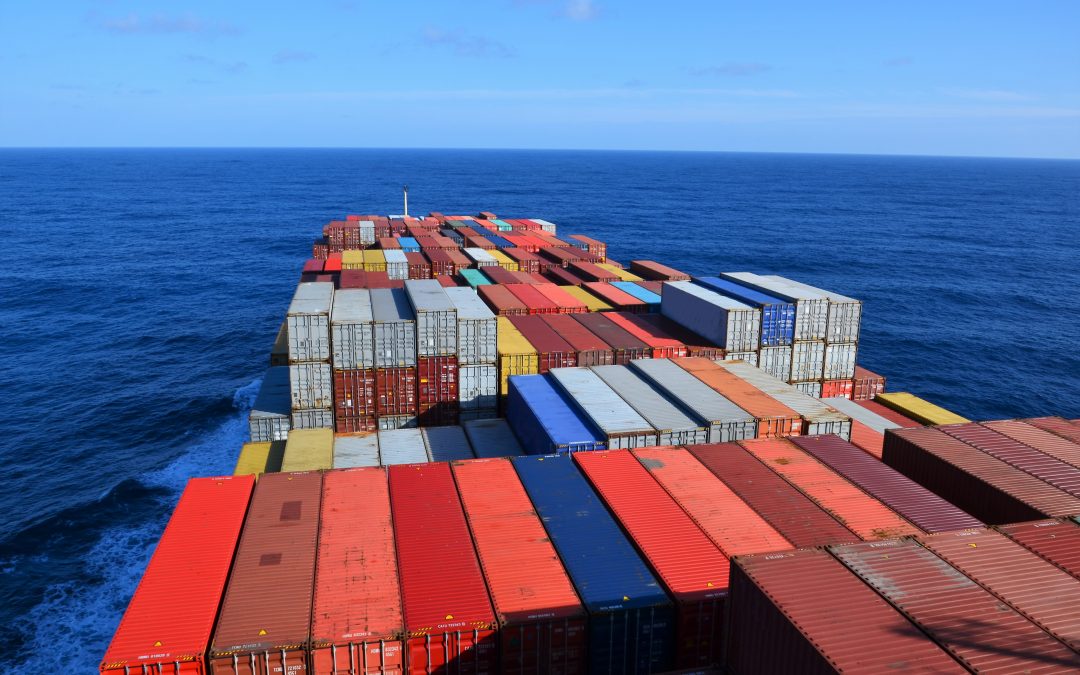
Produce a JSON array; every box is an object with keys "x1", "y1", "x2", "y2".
[
  {"x1": 875, "y1": 392, "x2": 970, "y2": 426},
  {"x1": 281, "y1": 428, "x2": 334, "y2": 471},
  {"x1": 497, "y1": 316, "x2": 539, "y2": 395},
  {"x1": 559, "y1": 285, "x2": 613, "y2": 311},
  {"x1": 598, "y1": 263, "x2": 644, "y2": 282},
  {"x1": 488, "y1": 249, "x2": 520, "y2": 272},
  {"x1": 234, "y1": 441, "x2": 286, "y2": 478},
  {"x1": 362, "y1": 248, "x2": 387, "y2": 272},
  {"x1": 341, "y1": 250, "x2": 366, "y2": 270}
]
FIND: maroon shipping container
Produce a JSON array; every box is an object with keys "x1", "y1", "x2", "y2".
[
  {"x1": 379, "y1": 237, "x2": 402, "y2": 250},
  {"x1": 508, "y1": 316, "x2": 578, "y2": 373},
  {"x1": 505, "y1": 283, "x2": 558, "y2": 315},
  {"x1": 725, "y1": 549, "x2": 964, "y2": 675},
  {"x1": 405, "y1": 252, "x2": 431, "y2": 279},
  {"x1": 583, "y1": 283, "x2": 649, "y2": 314},
  {"x1": 635, "y1": 314, "x2": 726, "y2": 360},
  {"x1": 446, "y1": 249, "x2": 471, "y2": 272},
  {"x1": 998, "y1": 519, "x2": 1080, "y2": 581},
  {"x1": 478, "y1": 285, "x2": 528, "y2": 316},
  {"x1": 851, "y1": 366, "x2": 886, "y2": 401},
  {"x1": 688, "y1": 443, "x2": 859, "y2": 548},
  {"x1": 417, "y1": 356, "x2": 459, "y2": 426},
  {"x1": 939, "y1": 422, "x2": 1080, "y2": 498},
  {"x1": 858, "y1": 399, "x2": 922, "y2": 427},
  {"x1": 481, "y1": 266, "x2": 529, "y2": 286},
  {"x1": 567, "y1": 261, "x2": 619, "y2": 283},
  {"x1": 567, "y1": 234, "x2": 607, "y2": 260},
  {"x1": 414, "y1": 235, "x2": 439, "y2": 250},
  {"x1": 984, "y1": 419, "x2": 1080, "y2": 471},
  {"x1": 333, "y1": 368, "x2": 377, "y2": 433},
  {"x1": 465, "y1": 235, "x2": 496, "y2": 250},
  {"x1": 1027, "y1": 416, "x2": 1080, "y2": 445},
  {"x1": 571, "y1": 313, "x2": 651, "y2": 364},
  {"x1": 629, "y1": 260, "x2": 690, "y2": 281},
  {"x1": 425, "y1": 249, "x2": 459, "y2": 276},
  {"x1": 883, "y1": 427, "x2": 1080, "y2": 523},
  {"x1": 376, "y1": 367, "x2": 418, "y2": 417},
  {"x1": 303, "y1": 258, "x2": 324, "y2": 274},
  {"x1": 544, "y1": 265, "x2": 589, "y2": 286},
  {"x1": 300, "y1": 273, "x2": 320, "y2": 284},
  {"x1": 209, "y1": 472, "x2": 322, "y2": 675},
  {"x1": 313, "y1": 241, "x2": 329, "y2": 260},
  {"x1": 789, "y1": 435, "x2": 983, "y2": 534},
  {"x1": 919, "y1": 528, "x2": 1080, "y2": 652},
  {"x1": 538, "y1": 246, "x2": 582, "y2": 268},
  {"x1": 340, "y1": 270, "x2": 402, "y2": 289},
  {"x1": 832, "y1": 538, "x2": 1080, "y2": 672},
  {"x1": 634, "y1": 280, "x2": 664, "y2": 295},
  {"x1": 538, "y1": 315, "x2": 615, "y2": 366},
  {"x1": 432, "y1": 234, "x2": 459, "y2": 250},
  {"x1": 437, "y1": 275, "x2": 460, "y2": 288},
  {"x1": 388, "y1": 463, "x2": 498, "y2": 675},
  {"x1": 503, "y1": 248, "x2": 541, "y2": 273}
]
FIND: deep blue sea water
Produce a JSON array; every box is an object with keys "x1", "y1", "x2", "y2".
[{"x1": 0, "y1": 149, "x2": 1077, "y2": 669}]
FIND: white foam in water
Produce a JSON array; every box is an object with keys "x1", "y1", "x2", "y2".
[{"x1": 7, "y1": 379, "x2": 260, "y2": 671}]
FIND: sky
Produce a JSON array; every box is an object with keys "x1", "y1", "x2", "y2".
[{"x1": 1, "y1": 1, "x2": 1078, "y2": 157}]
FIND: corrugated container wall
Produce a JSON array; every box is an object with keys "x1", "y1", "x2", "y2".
[
  {"x1": 330, "y1": 289, "x2": 375, "y2": 370},
  {"x1": 661, "y1": 281, "x2": 760, "y2": 352},
  {"x1": 693, "y1": 275, "x2": 795, "y2": 347},
  {"x1": 720, "y1": 272, "x2": 828, "y2": 341},
  {"x1": 589, "y1": 365, "x2": 710, "y2": 446},
  {"x1": 506, "y1": 374, "x2": 606, "y2": 455},
  {"x1": 287, "y1": 282, "x2": 334, "y2": 362},
  {"x1": 763, "y1": 275, "x2": 862, "y2": 343},
  {"x1": 377, "y1": 428, "x2": 429, "y2": 465},
  {"x1": 998, "y1": 518, "x2": 1080, "y2": 581},
  {"x1": 629, "y1": 358, "x2": 756, "y2": 442},
  {"x1": 716, "y1": 361, "x2": 851, "y2": 439},
  {"x1": 370, "y1": 288, "x2": 417, "y2": 368},
  {"x1": 405, "y1": 279, "x2": 458, "y2": 357},
  {"x1": 332, "y1": 433, "x2": 380, "y2": 468},
  {"x1": 249, "y1": 367, "x2": 291, "y2": 442},
  {"x1": 458, "y1": 364, "x2": 498, "y2": 417},
  {"x1": 675, "y1": 357, "x2": 801, "y2": 438},
  {"x1": 548, "y1": 367, "x2": 658, "y2": 449}
]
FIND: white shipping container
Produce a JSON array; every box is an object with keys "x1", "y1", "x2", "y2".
[
  {"x1": 758, "y1": 346, "x2": 793, "y2": 382},
  {"x1": 764, "y1": 275, "x2": 862, "y2": 343},
  {"x1": 383, "y1": 249, "x2": 410, "y2": 280},
  {"x1": 791, "y1": 340, "x2": 826, "y2": 382},
  {"x1": 287, "y1": 282, "x2": 335, "y2": 362},
  {"x1": 370, "y1": 288, "x2": 417, "y2": 367},
  {"x1": 720, "y1": 273, "x2": 829, "y2": 341},
  {"x1": 661, "y1": 281, "x2": 761, "y2": 352},
  {"x1": 823, "y1": 397, "x2": 901, "y2": 434},
  {"x1": 249, "y1": 366, "x2": 291, "y2": 442},
  {"x1": 405, "y1": 279, "x2": 458, "y2": 357},
  {"x1": 724, "y1": 351, "x2": 759, "y2": 367},
  {"x1": 289, "y1": 362, "x2": 333, "y2": 410},
  {"x1": 330, "y1": 289, "x2": 375, "y2": 369},
  {"x1": 462, "y1": 418, "x2": 525, "y2": 457},
  {"x1": 589, "y1": 365, "x2": 710, "y2": 446},
  {"x1": 333, "y1": 433, "x2": 380, "y2": 468},
  {"x1": 531, "y1": 218, "x2": 558, "y2": 234},
  {"x1": 823, "y1": 343, "x2": 858, "y2": 380},
  {"x1": 358, "y1": 220, "x2": 377, "y2": 246},
  {"x1": 717, "y1": 360, "x2": 851, "y2": 440},
  {"x1": 548, "y1": 367, "x2": 659, "y2": 449},
  {"x1": 421, "y1": 426, "x2": 475, "y2": 462},
  {"x1": 445, "y1": 287, "x2": 498, "y2": 365},
  {"x1": 291, "y1": 408, "x2": 334, "y2": 430},
  {"x1": 793, "y1": 381, "x2": 823, "y2": 398},
  {"x1": 378, "y1": 427, "x2": 430, "y2": 464},
  {"x1": 463, "y1": 247, "x2": 499, "y2": 268},
  {"x1": 458, "y1": 364, "x2": 498, "y2": 412}
]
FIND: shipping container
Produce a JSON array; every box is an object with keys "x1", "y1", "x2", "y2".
[
  {"x1": 405, "y1": 279, "x2": 458, "y2": 357},
  {"x1": 458, "y1": 268, "x2": 491, "y2": 289},
  {"x1": 398, "y1": 236, "x2": 421, "y2": 253},
  {"x1": 388, "y1": 463, "x2": 498, "y2": 674},
  {"x1": 689, "y1": 443, "x2": 859, "y2": 547},
  {"x1": 234, "y1": 441, "x2": 285, "y2": 478},
  {"x1": 575, "y1": 451, "x2": 728, "y2": 668},
  {"x1": 378, "y1": 428, "x2": 429, "y2": 464},
  {"x1": 291, "y1": 408, "x2": 334, "y2": 431},
  {"x1": 332, "y1": 367, "x2": 377, "y2": 433},
  {"x1": 940, "y1": 422, "x2": 1080, "y2": 498},
  {"x1": 558, "y1": 284, "x2": 612, "y2": 310},
  {"x1": 567, "y1": 260, "x2": 618, "y2": 282},
  {"x1": 383, "y1": 248, "x2": 409, "y2": 280},
  {"x1": 250, "y1": 367, "x2": 291, "y2": 442},
  {"x1": 694, "y1": 276, "x2": 795, "y2": 347},
  {"x1": 370, "y1": 288, "x2": 417, "y2": 368},
  {"x1": 330, "y1": 289, "x2": 375, "y2": 370},
  {"x1": 421, "y1": 425, "x2": 474, "y2": 462},
  {"x1": 822, "y1": 342, "x2": 857, "y2": 380},
  {"x1": 831, "y1": 538, "x2": 1080, "y2": 672},
  {"x1": 512, "y1": 455, "x2": 676, "y2": 673},
  {"x1": 289, "y1": 361, "x2": 333, "y2": 410},
  {"x1": 416, "y1": 356, "x2": 459, "y2": 426},
  {"x1": 628, "y1": 359, "x2": 755, "y2": 442},
  {"x1": 629, "y1": 260, "x2": 690, "y2": 282},
  {"x1": 479, "y1": 284, "x2": 530, "y2": 318},
  {"x1": 820, "y1": 378, "x2": 854, "y2": 399},
  {"x1": 404, "y1": 251, "x2": 430, "y2": 279},
  {"x1": 453, "y1": 459, "x2": 587, "y2": 674},
  {"x1": 724, "y1": 548, "x2": 964, "y2": 675},
  {"x1": 604, "y1": 312, "x2": 686, "y2": 358},
  {"x1": 548, "y1": 367, "x2": 659, "y2": 449},
  {"x1": 883, "y1": 427, "x2": 1080, "y2": 523},
  {"x1": 857, "y1": 398, "x2": 922, "y2": 427},
  {"x1": 503, "y1": 247, "x2": 541, "y2": 273},
  {"x1": 504, "y1": 283, "x2": 557, "y2": 314},
  {"x1": 763, "y1": 275, "x2": 863, "y2": 344},
  {"x1": 332, "y1": 433, "x2": 380, "y2": 468},
  {"x1": 789, "y1": 340, "x2": 825, "y2": 382},
  {"x1": 532, "y1": 283, "x2": 588, "y2": 314},
  {"x1": 792, "y1": 381, "x2": 823, "y2": 398},
  {"x1": 444, "y1": 287, "x2": 497, "y2": 365},
  {"x1": 661, "y1": 281, "x2": 760, "y2": 352},
  {"x1": 600, "y1": 264, "x2": 644, "y2": 282},
  {"x1": 567, "y1": 234, "x2": 607, "y2": 259},
  {"x1": 758, "y1": 345, "x2": 793, "y2": 382},
  {"x1": 998, "y1": 519, "x2": 1080, "y2": 581},
  {"x1": 310, "y1": 468, "x2": 403, "y2": 675},
  {"x1": 1026, "y1": 416, "x2": 1080, "y2": 444},
  {"x1": 463, "y1": 247, "x2": 499, "y2": 268},
  {"x1": 819, "y1": 396, "x2": 898, "y2": 457},
  {"x1": 287, "y1": 281, "x2": 334, "y2": 362},
  {"x1": 378, "y1": 414, "x2": 417, "y2": 431},
  {"x1": 462, "y1": 417, "x2": 525, "y2": 458},
  {"x1": 458, "y1": 364, "x2": 497, "y2": 416},
  {"x1": 271, "y1": 321, "x2": 289, "y2": 367},
  {"x1": 581, "y1": 282, "x2": 649, "y2": 314},
  {"x1": 209, "y1": 472, "x2": 322, "y2": 674},
  {"x1": 375, "y1": 367, "x2": 417, "y2": 418},
  {"x1": 852, "y1": 365, "x2": 885, "y2": 400},
  {"x1": 538, "y1": 246, "x2": 582, "y2": 268},
  {"x1": 539, "y1": 314, "x2": 614, "y2": 366},
  {"x1": 716, "y1": 361, "x2": 851, "y2": 439},
  {"x1": 571, "y1": 312, "x2": 651, "y2": 364},
  {"x1": 589, "y1": 365, "x2": 710, "y2": 446},
  {"x1": 876, "y1": 392, "x2": 970, "y2": 425},
  {"x1": 101, "y1": 476, "x2": 254, "y2": 675},
  {"x1": 497, "y1": 317, "x2": 539, "y2": 397},
  {"x1": 488, "y1": 248, "x2": 520, "y2": 271},
  {"x1": 509, "y1": 315, "x2": 578, "y2": 372},
  {"x1": 281, "y1": 428, "x2": 333, "y2": 472},
  {"x1": 723, "y1": 350, "x2": 759, "y2": 366},
  {"x1": 984, "y1": 419, "x2": 1080, "y2": 470},
  {"x1": 675, "y1": 357, "x2": 801, "y2": 438},
  {"x1": 635, "y1": 314, "x2": 726, "y2": 360},
  {"x1": 506, "y1": 374, "x2": 606, "y2": 454},
  {"x1": 719, "y1": 272, "x2": 829, "y2": 341},
  {"x1": 545, "y1": 265, "x2": 589, "y2": 287}
]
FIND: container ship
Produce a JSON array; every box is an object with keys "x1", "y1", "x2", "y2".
[{"x1": 101, "y1": 212, "x2": 1080, "y2": 674}]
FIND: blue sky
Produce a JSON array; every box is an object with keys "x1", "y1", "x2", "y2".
[{"x1": 2, "y1": 1, "x2": 1078, "y2": 157}]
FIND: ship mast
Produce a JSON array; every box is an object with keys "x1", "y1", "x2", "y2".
[{"x1": 403, "y1": 185, "x2": 409, "y2": 217}]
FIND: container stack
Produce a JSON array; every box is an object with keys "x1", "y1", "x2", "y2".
[
  {"x1": 405, "y1": 279, "x2": 460, "y2": 426},
  {"x1": 329, "y1": 289, "x2": 377, "y2": 433},
  {"x1": 371, "y1": 288, "x2": 418, "y2": 429},
  {"x1": 286, "y1": 282, "x2": 335, "y2": 430},
  {"x1": 445, "y1": 287, "x2": 499, "y2": 421}
]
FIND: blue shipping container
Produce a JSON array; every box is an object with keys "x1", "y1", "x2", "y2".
[
  {"x1": 611, "y1": 281, "x2": 661, "y2": 311},
  {"x1": 482, "y1": 233, "x2": 516, "y2": 249},
  {"x1": 397, "y1": 236, "x2": 421, "y2": 252},
  {"x1": 506, "y1": 375, "x2": 607, "y2": 455},
  {"x1": 513, "y1": 455, "x2": 676, "y2": 673},
  {"x1": 694, "y1": 276, "x2": 795, "y2": 347},
  {"x1": 439, "y1": 228, "x2": 465, "y2": 244}
]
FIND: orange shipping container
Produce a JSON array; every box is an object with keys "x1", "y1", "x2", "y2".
[
  {"x1": 675, "y1": 357, "x2": 800, "y2": 438},
  {"x1": 605, "y1": 313, "x2": 688, "y2": 358},
  {"x1": 849, "y1": 418, "x2": 886, "y2": 458}
]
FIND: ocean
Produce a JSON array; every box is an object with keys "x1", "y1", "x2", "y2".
[{"x1": 0, "y1": 148, "x2": 1077, "y2": 668}]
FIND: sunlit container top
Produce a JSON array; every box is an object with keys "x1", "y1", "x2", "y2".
[
  {"x1": 589, "y1": 365, "x2": 703, "y2": 434},
  {"x1": 332, "y1": 433, "x2": 380, "y2": 468},
  {"x1": 444, "y1": 286, "x2": 497, "y2": 321},
  {"x1": 610, "y1": 280, "x2": 661, "y2": 305},
  {"x1": 876, "y1": 392, "x2": 970, "y2": 426},
  {"x1": 382, "y1": 248, "x2": 408, "y2": 264},
  {"x1": 459, "y1": 268, "x2": 492, "y2": 287},
  {"x1": 463, "y1": 247, "x2": 499, "y2": 266},
  {"x1": 506, "y1": 374, "x2": 605, "y2": 454},
  {"x1": 421, "y1": 425, "x2": 475, "y2": 462},
  {"x1": 629, "y1": 358, "x2": 754, "y2": 425},
  {"x1": 282, "y1": 428, "x2": 334, "y2": 471},
  {"x1": 717, "y1": 360, "x2": 851, "y2": 436},
  {"x1": 288, "y1": 281, "x2": 334, "y2": 315},
  {"x1": 369, "y1": 287, "x2": 415, "y2": 322},
  {"x1": 823, "y1": 396, "x2": 899, "y2": 434},
  {"x1": 404, "y1": 278, "x2": 456, "y2": 312},
  {"x1": 548, "y1": 367, "x2": 656, "y2": 439},
  {"x1": 330, "y1": 288, "x2": 373, "y2": 324},
  {"x1": 377, "y1": 428, "x2": 429, "y2": 465}
]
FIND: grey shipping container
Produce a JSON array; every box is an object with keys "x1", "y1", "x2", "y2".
[
  {"x1": 377, "y1": 427, "x2": 430, "y2": 464},
  {"x1": 249, "y1": 366, "x2": 292, "y2": 442},
  {"x1": 444, "y1": 287, "x2": 497, "y2": 365},
  {"x1": 383, "y1": 249, "x2": 410, "y2": 280},
  {"x1": 823, "y1": 343, "x2": 857, "y2": 380},
  {"x1": 369, "y1": 288, "x2": 417, "y2": 368},
  {"x1": 724, "y1": 351, "x2": 759, "y2": 367},
  {"x1": 377, "y1": 414, "x2": 418, "y2": 431},
  {"x1": 404, "y1": 279, "x2": 458, "y2": 357},
  {"x1": 289, "y1": 362, "x2": 333, "y2": 410},
  {"x1": 759, "y1": 346, "x2": 793, "y2": 382},
  {"x1": 588, "y1": 365, "x2": 710, "y2": 446},
  {"x1": 790, "y1": 340, "x2": 826, "y2": 382},
  {"x1": 718, "y1": 360, "x2": 851, "y2": 439},
  {"x1": 548, "y1": 367, "x2": 659, "y2": 449},
  {"x1": 823, "y1": 396, "x2": 900, "y2": 434},
  {"x1": 462, "y1": 418, "x2": 525, "y2": 458},
  {"x1": 661, "y1": 281, "x2": 760, "y2": 352},
  {"x1": 721, "y1": 273, "x2": 828, "y2": 341},
  {"x1": 333, "y1": 433, "x2": 380, "y2": 468},
  {"x1": 358, "y1": 220, "x2": 376, "y2": 246},
  {"x1": 287, "y1": 282, "x2": 334, "y2": 363},
  {"x1": 628, "y1": 358, "x2": 756, "y2": 443},
  {"x1": 463, "y1": 247, "x2": 499, "y2": 268},
  {"x1": 421, "y1": 425, "x2": 475, "y2": 462},
  {"x1": 291, "y1": 408, "x2": 333, "y2": 430},
  {"x1": 764, "y1": 275, "x2": 862, "y2": 343},
  {"x1": 793, "y1": 381, "x2": 823, "y2": 398},
  {"x1": 330, "y1": 289, "x2": 375, "y2": 370},
  {"x1": 458, "y1": 364, "x2": 498, "y2": 413}
]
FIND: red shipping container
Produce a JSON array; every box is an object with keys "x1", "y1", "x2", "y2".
[
  {"x1": 453, "y1": 459, "x2": 588, "y2": 674},
  {"x1": 689, "y1": 443, "x2": 859, "y2": 548},
  {"x1": 857, "y1": 398, "x2": 921, "y2": 427},
  {"x1": 675, "y1": 358, "x2": 800, "y2": 438},
  {"x1": 635, "y1": 315, "x2": 725, "y2": 360},
  {"x1": 376, "y1": 367, "x2": 418, "y2": 417},
  {"x1": 939, "y1": 422, "x2": 1080, "y2": 498},
  {"x1": 333, "y1": 368, "x2": 377, "y2": 433},
  {"x1": 310, "y1": 468, "x2": 404, "y2": 674},
  {"x1": 466, "y1": 234, "x2": 496, "y2": 250},
  {"x1": 985, "y1": 419, "x2": 1080, "y2": 470},
  {"x1": 605, "y1": 312, "x2": 687, "y2": 358},
  {"x1": 446, "y1": 249, "x2": 472, "y2": 272},
  {"x1": 851, "y1": 366, "x2": 885, "y2": 401},
  {"x1": 544, "y1": 266, "x2": 589, "y2": 286},
  {"x1": 209, "y1": 472, "x2": 322, "y2": 674},
  {"x1": 567, "y1": 235, "x2": 607, "y2": 260},
  {"x1": 505, "y1": 283, "x2": 558, "y2": 315},
  {"x1": 571, "y1": 313, "x2": 651, "y2": 364},
  {"x1": 437, "y1": 275, "x2": 460, "y2": 288},
  {"x1": 844, "y1": 418, "x2": 885, "y2": 458},
  {"x1": 820, "y1": 378, "x2": 854, "y2": 399},
  {"x1": 534, "y1": 233, "x2": 572, "y2": 248},
  {"x1": 508, "y1": 315, "x2": 578, "y2": 372},
  {"x1": 629, "y1": 260, "x2": 690, "y2": 281},
  {"x1": 633, "y1": 280, "x2": 664, "y2": 295},
  {"x1": 405, "y1": 252, "x2": 431, "y2": 279},
  {"x1": 324, "y1": 254, "x2": 343, "y2": 273},
  {"x1": 521, "y1": 272, "x2": 550, "y2": 284},
  {"x1": 425, "y1": 249, "x2": 458, "y2": 276},
  {"x1": 101, "y1": 476, "x2": 253, "y2": 675},
  {"x1": 582, "y1": 283, "x2": 649, "y2": 314},
  {"x1": 504, "y1": 248, "x2": 541, "y2": 273},
  {"x1": 480, "y1": 266, "x2": 523, "y2": 285},
  {"x1": 832, "y1": 538, "x2": 1080, "y2": 672},
  {"x1": 417, "y1": 356, "x2": 459, "y2": 426},
  {"x1": 532, "y1": 283, "x2": 587, "y2": 314},
  {"x1": 539, "y1": 315, "x2": 615, "y2": 367},
  {"x1": 725, "y1": 549, "x2": 964, "y2": 675},
  {"x1": 388, "y1": 463, "x2": 498, "y2": 674},
  {"x1": 303, "y1": 258, "x2": 324, "y2": 274},
  {"x1": 567, "y1": 261, "x2": 618, "y2": 282},
  {"x1": 478, "y1": 285, "x2": 528, "y2": 316},
  {"x1": 575, "y1": 450, "x2": 730, "y2": 668},
  {"x1": 1026, "y1": 416, "x2": 1080, "y2": 445},
  {"x1": 538, "y1": 247, "x2": 581, "y2": 268},
  {"x1": 379, "y1": 236, "x2": 402, "y2": 249},
  {"x1": 998, "y1": 518, "x2": 1080, "y2": 581}
]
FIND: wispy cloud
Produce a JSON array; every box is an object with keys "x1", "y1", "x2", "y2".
[
  {"x1": 939, "y1": 88, "x2": 1034, "y2": 102},
  {"x1": 692, "y1": 62, "x2": 772, "y2": 77},
  {"x1": 422, "y1": 27, "x2": 515, "y2": 59},
  {"x1": 91, "y1": 12, "x2": 240, "y2": 37},
  {"x1": 884, "y1": 57, "x2": 912, "y2": 67},
  {"x1": 259, "y1": 86, "x2": 799, "y2": 102},
  {"x1": 562, "y1": 0, "x2": 601, "y2": 21},
  {"x1": 185, "y1": 53, "x2": 248, "y2": 74},
  {"x1": 273, "y1": 49, "x2": 316, "y2": 65}
]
